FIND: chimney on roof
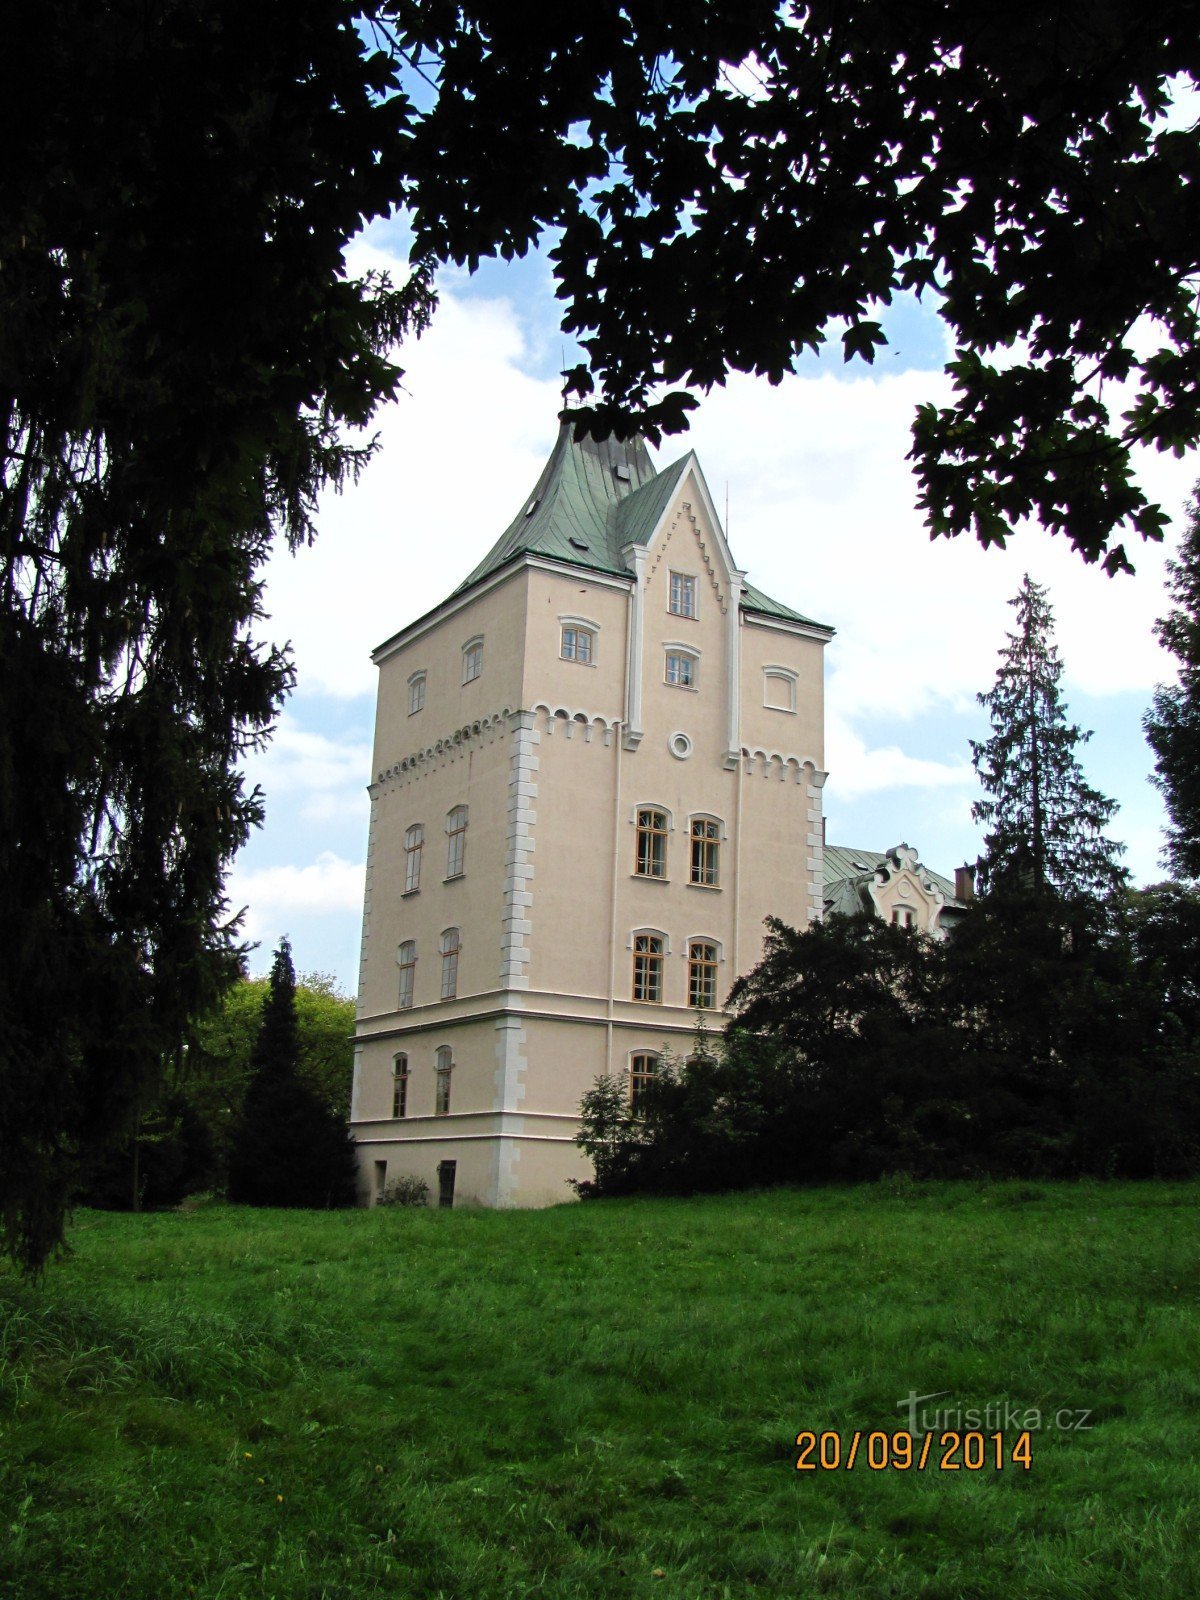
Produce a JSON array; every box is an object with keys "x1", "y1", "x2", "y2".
[{"x1": 955, "y1": 863, "x2": 976, "y2": 903}]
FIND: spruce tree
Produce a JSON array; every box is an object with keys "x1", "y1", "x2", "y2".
[
  {"x1": 1145, "y1": 488, "x2": 1200, "y2": 880},
  {"x1": 972, "y1": 575, "x2": 1127, "y2": 898},
  {"x1": 226, "y1": 939, "x2": 358, "y2": 1209}
]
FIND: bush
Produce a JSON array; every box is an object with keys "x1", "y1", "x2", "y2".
[{"x1": 377, "y1": 1175, "x2": 430, "y2": 1208}]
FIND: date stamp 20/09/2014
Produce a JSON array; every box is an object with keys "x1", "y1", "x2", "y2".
[{"x1": 795, "y1": 1430, "x2": 1033, "y2": 1472}]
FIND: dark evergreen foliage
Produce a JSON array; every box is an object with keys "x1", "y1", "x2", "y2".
[
  {"x1": 972, "y1": 576, "x2": 1127, "y2": 899},
  {"x1": 1146, "y1": 489, "x2": 1200, "y2": 879},
  {"x1": 77, "y1": 1094, "x2": 216, "y2": 1213},
  {"x1": 0, "y1": 3, "x2": 429, "y2": 1270},
  {"x1": 576, "y1": 898, "x2": 1200, "y2": 1197},
  {"x1": 226, "y1": 941, "x2": 358, "y2": 1210}
]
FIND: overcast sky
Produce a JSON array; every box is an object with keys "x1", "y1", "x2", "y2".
[{"x1": 225, "y1": 222, "x2": 1197, "y2": 993}]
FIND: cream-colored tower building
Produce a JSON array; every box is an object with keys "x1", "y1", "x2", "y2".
[{"x1": 351, "y1": 419, "x2": 833, "y2": 1207}]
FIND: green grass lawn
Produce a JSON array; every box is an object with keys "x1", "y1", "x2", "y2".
[{"x1": 1, "y1": 1181, "x2": 1198, "y2": 1599}]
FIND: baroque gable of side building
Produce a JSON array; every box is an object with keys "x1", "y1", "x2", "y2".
[{"x1": 351, "y1": 416, "x2": 833, "y2": 1209}]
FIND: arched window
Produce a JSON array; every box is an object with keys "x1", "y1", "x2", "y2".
[
  {"x1": 635, "y1": 806, "x2": 669, "y2": 878},
  {"x1": 397, "y1": 941, "x2": 417, "y2": 1009},
  {"x1": 446, "y1": 805, "x2": 468, "y2": 878},
  {"x1": 763, "y1": 665, "x2": 798, "y2": 713},
  {"x1": 665, "y1": 648, "x2": 698, "y2": 687},
  {"x1": 435, "y1": 1046, "x2": 453, "y2": 1115},
  {"x1": 563, "y1": 611, "x2": 601, "y2": 662},
  {"x1": 462, "y1": 636, "x2": 484, "y2": 684},
  {"x1": 408, "y1": 671, "x2": 427, "y2": 715},
  {"x1": 891, "y1": 906, "x2": 917, "y2": 928},
  {"x1": 688, "y1": 940, "x2": 720, "y2": 1009},
  {"x1": 632, "y1": 932, "x2": 665, "y2": 1003},
  {"x1": 629, "y1": 1052, "x2": 659, "y2": 1112},
  {"x1": 440, "y1": 927, "x2": 461, "y2": 1000},
  {"x1": 403, "y1": 823, "x2": 424, "y2": 894},
  {"x1": 689, "y1": 817, "x2": 721, "y2": 887},
  {"x1": 392, "y1": 1054, "x2": 409, "y2": 1119}
]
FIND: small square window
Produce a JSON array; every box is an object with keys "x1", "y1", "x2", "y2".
[{"x1": 669, "y1": 573, "x2": 697, "y2": 618}]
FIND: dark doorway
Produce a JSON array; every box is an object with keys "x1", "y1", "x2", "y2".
[{"x1": 437, "y1": 1160, "x2": 456, "y2": 1209}]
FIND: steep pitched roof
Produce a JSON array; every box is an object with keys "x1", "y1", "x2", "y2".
[
  {"x1": 454, "y1": 419, "x2": 659, "y2": 592},
  {"x1": 452, "y1": 417, "x2": 830, "y2": 632},
  {"x1": 823, "y1": 844, "x2": 969, "y2": 918}
]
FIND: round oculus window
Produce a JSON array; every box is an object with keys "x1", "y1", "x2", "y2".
[{"x1": 669, "y1": 732, "x2": 693, "y2": 760}]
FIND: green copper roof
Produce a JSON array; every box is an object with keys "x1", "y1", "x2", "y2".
[
  {"x1": 823, "y1": 845, "x2": 966, "y2": 912},
  {"x1": 455, "y1": 419, "x2": 659, "y2": 592},
  {"x1": 454, "y1": 417, "x2": 831, "y2": 633}
]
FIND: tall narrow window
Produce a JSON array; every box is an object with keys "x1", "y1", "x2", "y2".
[
  {"x1": 446, "y1": 805, "x2": 468, "y2": 878},
  {"x1": 688, "y1": 940, "x2": 719, "y2": 1009},
  {"x1": 440, "y1": 927, "x2": 461, "y2": 1000},
  {"x1": 630, "y1": 1052, "x2": 659, "y2": 1113},
  {"x1": 561, "y1": 625, "x2": 594, "y2": 663},
  {"x1": 632, "y1": 933, "x2": 665, "y2": 1003},
  {"x1": 665, "y1": 651, "x2": 696, "y2": 687},
  {"x1": 397, "y1": 941, "x2": 417, "y2": 1009},
  {"x1": 690, "y1": 818, "x2": 721, "y2": 887},
  {"x1": 635, "y1": 807, "x2": 669, "y2": 878},
  {"x1": 462, "y1": 637, "x2": 483, "y2": 684},
  {"x1": 435, "y1": 1046, "x2": 453, "y2": 1115},
  {"x1": 408, "y1": 672, "x2": 426, "y2": 715},
  {"x1": 392, "y1": 1054, "x2": 409, "y2": 1118},
  {"x1": 669, "y1": 572, "x2": 697, "y2": 618},
  {"x1": 403, "y1": 823, "x2": 424, "y2": 893}
]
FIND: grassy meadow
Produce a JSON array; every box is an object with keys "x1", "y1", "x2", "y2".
[{"x1": 1, "y1": 1182, "x2": 1198, "y2": 1599}]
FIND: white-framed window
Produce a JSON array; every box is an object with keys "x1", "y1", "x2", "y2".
[
  {"x1": 665, "y1": 650, "x2": 698, "y2": 688},
  {"x1": 632, "y1": 931, "x2": 665, "y2": 1003},
  {"x1": 408, "y1": 672, "x2": 427, "y2": 715},
  {"x1": 435, "y1": 1046, "x2": 453, "y2": 1115},
  {"x1": 669, "y1": 572, "x2": 697, "y2": 618},
  {"x1": 559, "y1": 614, "x2": 599, "y2": 665},
  {"x1": 687, "y1": 940, "x2": 720, "y2": 1009},
  {"x1": 403, "y1": 823, "x2": 424, "y2": 894},
  {"x1": 440, "y1": 927, "x2": 461, "y2": 1000},
  {"x1": 446, "y1": 805, "x2": 468, "y2": 878},
  {"x1": 397, "y1": 940, "x2": 417, "y2": 1010},
  {"x1": 635, "y1": 806, "x2": 669, "y2": 878},
  {"x1": 462, "y1": 637, "x2": 484, "y2": 684},
  {"x1": 561, "y1": 625, "x2": 594, "y2": 663},
  {"x1": 392, "y1": 1054, "x2": 409, "y2": 1119},
  {"x1": 629, "y1": 1051, "x2": 660, "y2": 1113},
  {"x1": 689, "y1": 816, "x2": 722, "y2": 887},
  {"x1": 764, "y1": 665, "x2": 798, "y2": 713}
]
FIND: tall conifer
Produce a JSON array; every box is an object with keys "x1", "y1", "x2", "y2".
[
  {"x1": 227, "y1": 938, "x2": 357, "y2": 1209},
  {"x1": 1145, "y1": 489, "x2": 1200, "y2": 879},
  {"x1": 972, "y1": 575, "x2": 1126, "y2": 898}
]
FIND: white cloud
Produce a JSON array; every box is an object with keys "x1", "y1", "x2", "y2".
[
  {"x1": 259, "y1": 285, "x2": 563, "y2": 699},
  {"x1": 826, "y1": 712, "x2": 975, "y2": 801},
  {"x1": 227, "y1": 852, "x2": 365, "y2": 944}
]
